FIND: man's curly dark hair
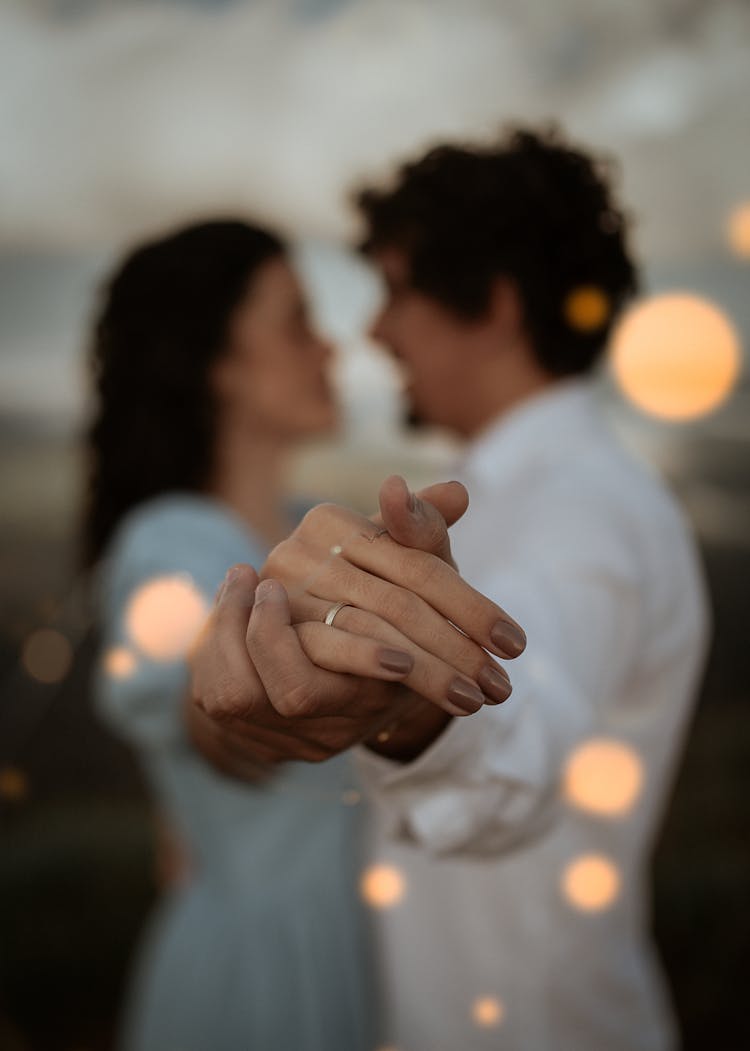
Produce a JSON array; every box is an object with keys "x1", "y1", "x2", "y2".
[
  {"x1": 82, "y1": 220, "x2": 284, "y2": 567},
  {"x1": 356, "y1": 125, "x2": 639, "y2": 376}
]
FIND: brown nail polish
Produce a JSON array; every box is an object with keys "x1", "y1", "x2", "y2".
[
  {"x1": 446, "y1": 677, "x2": 484, "y2": 714},
  {"x1": 477, "y1": 664, "x2": 512, "y2": 704},
  {"x1": 378, "y1": 648, "x2": 414, "y2": 675},
  {"x1": 490, "y1": 620, "x2": 527, "y2": 657}
]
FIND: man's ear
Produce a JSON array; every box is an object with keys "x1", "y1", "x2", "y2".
[{"x1": 486, "y1": 276, "x2": 525, "y2": 346}]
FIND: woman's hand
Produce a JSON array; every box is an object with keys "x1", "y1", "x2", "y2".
[
  {"x1": 187, "y1": 476, "x2": 525, "y2": 773},
  {"x1": 261, "y1": 475, "x2": 525, "y2": 717},
  {"x1": 188, "y1": 563, "x2": 438, "y2": 772}
]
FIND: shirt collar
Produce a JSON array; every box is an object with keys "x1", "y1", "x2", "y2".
[{"x1": 459, "y1": 377, "x2": 602, "y2": 487}]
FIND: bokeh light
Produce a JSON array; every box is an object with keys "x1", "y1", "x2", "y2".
[
  {"x1": 102, "y1": 646, "x2": 138, "y2": 680},
  {"x1": 360, "y1": 864, "x2": 406, "y2": 908},
  {"x1": 563, "y1": 738, "x2": 644, "y2": 817},
  {"x1": 727, "y1": 202, "x2": 750, "y2": 259},
  {"x1": 561, "y1": 854, "x2": 621, "y2": 912},
  {"x1": 21, "y1": 628, "x2": 73, "y2": 684},
  {"x1": 0, "y1": 766, "x2": 29, "y2": 802},
  {"x1": 472, "y1": 996, "x2": 505, "y2": 1027},
  {"x1": 610, "y1": 292, "x2": 741, "y2": 421},
  {"x1": 563, "y1": 286, "x2": 611, "y2": 332},
  {"x1": 124, "y1": 575, "x2": 209, "y2": 661}
]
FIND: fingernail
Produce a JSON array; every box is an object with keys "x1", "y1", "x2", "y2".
[
  {"x1": 446, "y1": 677, "x2": 484, "y2": 714},
  {"x1": 477, "y1": 664, "x2": 512, "y2": 704},
  {"x1": 253, "y1": 579, "x2": 277, "y2": 604},
  {"x1": 490, "y1": 620, "x2": 527, "y2": 657},
  {"x1": 225, "y1": 566, "x2": 242, "y2": 585},
  {"x1": 377, "y1": 648, "x2": 414, "y2": 675},
  {"x1": 408, "y1": 490, "x2": 418, "y2": 514}
]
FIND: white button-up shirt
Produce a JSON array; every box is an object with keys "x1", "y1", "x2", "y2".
[{"x1": 357, "y1": 379, "x2": 709, "y2": 1051}]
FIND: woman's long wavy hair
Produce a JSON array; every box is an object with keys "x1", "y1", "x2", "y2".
[{"x1": 82, "y1": 219, "x2": 284, "y2": 567}]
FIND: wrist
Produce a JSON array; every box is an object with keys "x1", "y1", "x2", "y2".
[{"x1": 364, "y1": 689, "x2": 452, "y2": 762}]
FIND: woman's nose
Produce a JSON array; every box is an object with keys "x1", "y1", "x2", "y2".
[{"x1": 368, "y1": 309, "x2": 387, "y2": 345}]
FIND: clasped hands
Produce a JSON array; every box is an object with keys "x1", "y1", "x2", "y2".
[{"x1": 187, "y1": 475, "x2": 525, "y2": 777}]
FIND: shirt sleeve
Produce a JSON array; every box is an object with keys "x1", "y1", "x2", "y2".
[
  {"x1": 355, "y1": 484, "x2": 707, "y2": 858},
  {"x1": 94, "y1": 500, "x2": 263, "y2": 750}
]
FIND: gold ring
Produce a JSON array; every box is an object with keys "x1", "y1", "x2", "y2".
[{"x1": 324, "y1": 601, "x2": 355, "y2": 627}]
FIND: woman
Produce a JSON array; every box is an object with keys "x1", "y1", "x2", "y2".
[
  {"x1": 85, "y1": 220, "x2": 519, "y2": 1051},
  {"x1": 84, "y1": 220, "x2": 389, "y2": 1051}
]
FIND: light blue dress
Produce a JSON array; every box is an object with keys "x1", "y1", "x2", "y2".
[{"x1": 96, "y1": 493, "x2": 376, "y2": 1051}]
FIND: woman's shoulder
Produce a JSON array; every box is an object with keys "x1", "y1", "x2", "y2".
[
  {"x1": 102, "y1": 492, "x2": 266, "y2": 594},
  {"x1": 114, "y1": 492, "x2": 247, "y2": 549}
]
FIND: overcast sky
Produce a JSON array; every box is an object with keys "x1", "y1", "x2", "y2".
[
  {"x1": 1, "y1": 0, "x2": 748, "y2": 423},
  {"x1": 2, "y1": 0, "x2": 749, "y2": 258}
]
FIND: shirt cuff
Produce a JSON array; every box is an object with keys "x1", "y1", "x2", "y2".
[{"x1": 354, "y1": 700, "x2": 521, "y2": 853}]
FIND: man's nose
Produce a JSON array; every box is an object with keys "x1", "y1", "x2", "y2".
[{"x1": 314, "y1": 335, "x2": 334, "y2": 364}]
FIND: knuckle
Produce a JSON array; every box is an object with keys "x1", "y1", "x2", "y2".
[
  {"x1": 200, "y1": 673, "x2": 249, "y2": 721},
  {"x1": 380, "y1": 585, "x2": 421, "y2": 625},
  {"x1": 299, "y1": 502, "x2": 358, "y2": 548},
  {"x1": 263, "y1": 534, "x2": 311, "y2": 589},
  {"x1": 299, "y1": 502, "x2": 339, "y2": 533},
  {"x1": 408, "y1": 551, "x2": 444, "y2": 591},
  {"x1": 273, "y1": 678, "x2": 316, "y2": 719},
  {"x1": 262, "y1": 540, "x2": 291, "y2": 580}
]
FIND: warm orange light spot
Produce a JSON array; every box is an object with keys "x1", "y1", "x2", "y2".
[
  {"x1": 727, "y1": 202, "x2": 750, "y2": 259},
  {"x1": 562, "y1": 854, "x2": 620, "y2": 912},
  {"x1": 360, "y1": 864, "x2": 406, "y2": 908},
  {"x1": 564, "y1": 286, "x2": 610, "y2": 331},
  {"x1": 124, "y1": 575, "x2": 209, "y2": 661},
  {"x1": 563, "y1": 739, "x2": 643, "y2": 817},
  {"x1": 0, "y1": 766, "x2": 28, "y2": 801},
  {"x1": 472, "y1": 996, "x2": 505, "y2": 1027},
  {"x1": 21, "y1": 628, "x2": 73, "y2": 684},
  {"x1": 103, "y1": 646, "x2": 138, "y2": 679},
  {"x1": 610, "y1": 293, "x2": 741, "y2": 421}
]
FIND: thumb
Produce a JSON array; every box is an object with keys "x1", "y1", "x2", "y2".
[
  {"x1": 375, "y1": 475, "x2": 468, "y2": 567},
  {"x1": 214, "y1": 562, "x2": 260, "y2": 622},
  {"x1": 413, "y1": 479, "x2": 469, "y2": 528}
]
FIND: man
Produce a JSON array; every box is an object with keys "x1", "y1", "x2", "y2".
[{"x1": 190, "y1": 127, "x2": 709, "y2": 1050}]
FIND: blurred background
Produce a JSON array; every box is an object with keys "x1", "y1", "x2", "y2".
[{"x1": 0, "y1": 1, "x2": 748, "y2": 1049}]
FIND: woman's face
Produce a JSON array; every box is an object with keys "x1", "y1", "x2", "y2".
[{"x1": 213, "y1": 255, "x2": 338, "y2": 440}]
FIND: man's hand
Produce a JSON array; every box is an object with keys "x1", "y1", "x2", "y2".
[
  {"x1": 374, "y1": 474, "x2": 469, "y2": 568},
  {"x1": 261, "y1": 478, "x2": 524, "y2": 717},
  {"x1": 187, "y1": 563, "x2": 440, "y2": 775},
  {"x1": 187, "y1": 476, "x2": 525, "y2": 773}
]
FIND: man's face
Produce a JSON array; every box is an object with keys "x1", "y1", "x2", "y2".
[{"x1": 369, "y1": 248, "x2": 484, "y2": 435}]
